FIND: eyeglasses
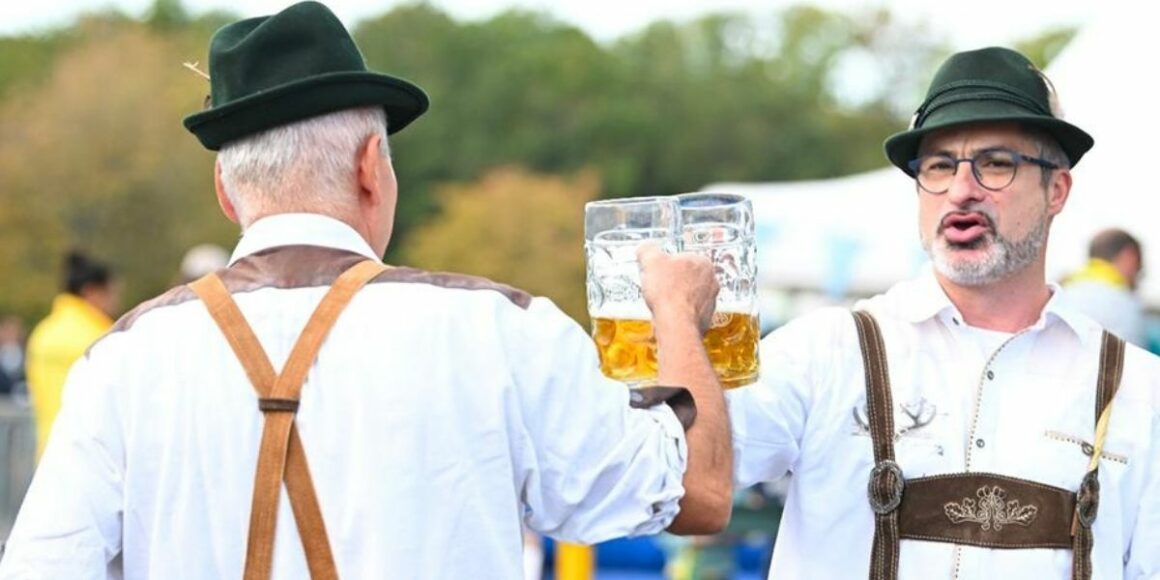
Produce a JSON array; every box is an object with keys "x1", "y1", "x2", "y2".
[{"x1": 907, "y1": 148, "x2": 1059, "y2": 194}]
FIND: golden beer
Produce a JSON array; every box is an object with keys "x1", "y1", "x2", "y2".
[{"x1": 592, "y1": 312, "x2": 760, "y2": 389}]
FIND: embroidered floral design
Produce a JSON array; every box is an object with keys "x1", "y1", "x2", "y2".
[{"x1": 944, "y1": 485, "x2": 1038, "y2": 531}]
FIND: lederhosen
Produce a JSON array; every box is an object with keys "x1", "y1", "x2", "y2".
[
  {"x1": 852, "y1": 311, "x2": 1125, "y2": 580},
  {"x1": 190, "y1": 259, "x2": 389, "y2": 580}
]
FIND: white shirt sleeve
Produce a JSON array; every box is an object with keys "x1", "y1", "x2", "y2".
[
  {"x1": 1124, "y1": 409, "x2": 1160, "y2": 578},
  {"x1": 728, "y1": 309, "x2": 843, "y2": 489},
  {"x1": 0, "y1": 353, "x2": 125, "y2": 580},
  {"x1": 505, "y1": 298, "x2": 687, "y2": 545}
]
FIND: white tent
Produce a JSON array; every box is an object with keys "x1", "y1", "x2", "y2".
[{"x1": 709, "y1": 11, "x2": 1160, "y2": 308}]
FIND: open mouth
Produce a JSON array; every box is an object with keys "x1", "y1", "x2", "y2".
[{"x1": 940, "y1": 212, "x2": 991, "y2": 245}]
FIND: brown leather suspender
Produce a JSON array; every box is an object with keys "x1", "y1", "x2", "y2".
[
  {"x1": 853, "y1": 311, "x2": 903, "y2": 580},
  {"x1": 1071, "y1": 331, "x2": 1126, "y2": 579},
  {"x1": 853, "y1": 311, "x2": 1125, "y2": 580},
  {"x1": 190, "y1": 259, "x2": 387, "y2": 580}
]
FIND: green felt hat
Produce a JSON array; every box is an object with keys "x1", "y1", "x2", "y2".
[
  {"x1": 183, "y1": 1, "x2": 429, "y2": 150},
  {"x1": 884, "y1": 47, "x2": 1093, "y2": 176}
]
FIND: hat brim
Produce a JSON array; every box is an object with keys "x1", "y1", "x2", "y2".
[
  {"x1": 183, "y1": 71, "x2": 429, "y2": 150},
  {"x1": 884, "y1": 103, "x2": 1093, "y2": 177}
]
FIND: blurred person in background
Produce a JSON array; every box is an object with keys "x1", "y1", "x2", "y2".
[
  {"x1": 0, "y1": 316, "x2": 26, "y2": 397},
  {"x1": 24, "y1": 251, "x2": 118, "y2": 460},
  {"x1": 177, "y1": 243, "x2": 230, "y2": 284},
  {"x1": 0, "y1": 2, "x2": 732, "y2": 578},
  {"x1": 1062, "y1": 228, "x2": 1145, "y2": 346},
  {"x1": 727, "y1": 47, "x2": 1159, "y2": 578}
]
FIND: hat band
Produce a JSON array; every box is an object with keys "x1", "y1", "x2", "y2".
[{"x1": 914, "y1": 80, "x2": 1051, "y2": 129}]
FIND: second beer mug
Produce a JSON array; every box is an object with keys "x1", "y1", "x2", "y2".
[
  {"x1": 585, "y1": 197, "x2": 679, "y2": 386},
  {"x1": 677, "y1": 192, "x2": 760, "y2": 388}
]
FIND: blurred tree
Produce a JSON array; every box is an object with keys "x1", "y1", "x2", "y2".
[
  {"x1": 401, "y1": 166, "x2": 598, "y2": 323},
  {"x1": 356, "y1": 6, "x2": 617, "y2": 260},
  {"x1": 0, "y1": 23, "x2": 234, "y2": 320},
  {"x1": 147, "y1": 0, "x2": 191, "y2": 31},
  {"x1": 0, "y1": 34, "x2": 71, "y2": 100},
  {"x1": 0, "y1": 2, "x2": 1075, "y2": 323},
  {"x1": 1015, "y1": 26, "x2": 1078, "y2": 70}
]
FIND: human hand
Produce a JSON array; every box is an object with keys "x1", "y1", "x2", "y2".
[{"x1": 637, "y1": 242, "x2": 719, "y2": 334}]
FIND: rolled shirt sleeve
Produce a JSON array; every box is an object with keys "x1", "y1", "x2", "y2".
[{"x1": 505, "y1": 297, "x2": 688, "y2": 544}]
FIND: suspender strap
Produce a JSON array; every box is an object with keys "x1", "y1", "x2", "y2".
[
  {"x1": 1071, "y1": 331, "x2": 1125, "y2": 580},
  {"x1": 852, "y1": 311, "x2": 902, "y2": 580},
  {"x1": 190, "y1": 259, "x2": 387, "y2": 580}
]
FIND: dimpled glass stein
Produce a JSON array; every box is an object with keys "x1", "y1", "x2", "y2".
[
  {"x1": 585, "y1": 197, "x2": 680, "y2": 387},
  {"x1": 676, "y1": 192, "x2": 760, "y2": 388}
]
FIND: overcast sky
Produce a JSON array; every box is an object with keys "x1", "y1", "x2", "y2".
[{"x1": 1, "y1": 0, "x2": 1098, "y2": 48}]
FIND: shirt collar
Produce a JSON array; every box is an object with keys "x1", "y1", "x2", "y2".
[
  {"x1": 898, "y1": 266, "x2": 1089, "y2": 337},
  {"x1": 228, "y1": 213, "x2": 380, "y2": 266}
]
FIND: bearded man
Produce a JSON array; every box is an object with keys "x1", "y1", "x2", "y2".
[{"x1": 726, "y1": 47, "x2": 1160, "y2": 579}]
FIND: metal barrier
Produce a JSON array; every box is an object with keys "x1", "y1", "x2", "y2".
[{"x1": 0, "y1": 398, "x2": 35, "y2": 540}]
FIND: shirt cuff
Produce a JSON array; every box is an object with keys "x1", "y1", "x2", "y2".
[{"x1": 629, "y1": 386, "x2": 696, "y2": 430}]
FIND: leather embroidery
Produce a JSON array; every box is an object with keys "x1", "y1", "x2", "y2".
[{"x1": 944, "y1": 485, "x2": 1039, "y2": 531}]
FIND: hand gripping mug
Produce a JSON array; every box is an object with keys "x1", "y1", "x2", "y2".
[
  {"x1": 676, "y1": 192, "x2": 760, "y2": 389},
  {"x1": 584, "y1": 196, "x2": 680, "y2": 387}
]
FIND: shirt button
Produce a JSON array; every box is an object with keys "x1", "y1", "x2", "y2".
[
  {"x1": 976, "y1": 438, "x2": 986, "y2": 449},
  {"x1": 952, "y1": 317, "x2": 961, "y2": 326},
  {"x1": 986, "y1": 370, "x2": 995, "y2": 380}
]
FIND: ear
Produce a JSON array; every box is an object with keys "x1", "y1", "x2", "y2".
[
  {"x1": 1045, "y1": 168, "x2": 1072, "y2": 217},
  {"x1": 214, "y1": 161, "x2": 240, "y2": 224},
  {"x1": 357, "y1": 134, "x2": 391, "y2": 207}
]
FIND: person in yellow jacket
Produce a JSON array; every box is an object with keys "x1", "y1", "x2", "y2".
[{"x1": 26, "y1": 251, "x2": 119, "y2": 459}]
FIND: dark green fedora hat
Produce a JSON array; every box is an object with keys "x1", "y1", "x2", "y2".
[
  {"x1": 183, "y1": 1, "x2": 429, "y2": 150},
  {"x1": 884, "y1": 46, "x2": 1093, "y2": 176}
]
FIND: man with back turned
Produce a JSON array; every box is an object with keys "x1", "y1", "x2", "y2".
[{"x1": 0, "y1": 2, "x2": 732, "y2": 577}]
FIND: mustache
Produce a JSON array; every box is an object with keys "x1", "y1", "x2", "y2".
[{"x1": 936, "y1": 210, "x2": 997, "y2": 235}]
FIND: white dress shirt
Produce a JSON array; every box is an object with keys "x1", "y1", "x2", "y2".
[
  {"x1": 729, "y1": 269, "x2": 1160, "y2": 579},
  {"x1": 0, "y1": 214, "x2": 688, "y2": 579}
]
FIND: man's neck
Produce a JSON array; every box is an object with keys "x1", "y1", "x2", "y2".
[{"x1": 936, "y1": 265, "x2": 1052, "y2": 333}]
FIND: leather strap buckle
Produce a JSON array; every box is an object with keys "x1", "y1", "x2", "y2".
[
  {"x1": 868, "y1": 460, "x2": 905, "y2": 515},
  {"x1": 1075, "y1": 470, "x2": 1100, "y2": 529},
  {"x1": 258, "y1": 398, "x2": 300, "y2": 413}
]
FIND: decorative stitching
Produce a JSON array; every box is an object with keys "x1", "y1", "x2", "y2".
[
  {"x1": 1042, "y1": 430, "x2": 1129, "y2": 464},
  {"x1": 899, "y1": 532, "x2": 1068, "y2": 550},
  {"x1": 944, "y1": 485, "x2": 1039, "y2": 531},
  {"x1": 907, "y1": 471, "x2": 1071, "y2": 494}
]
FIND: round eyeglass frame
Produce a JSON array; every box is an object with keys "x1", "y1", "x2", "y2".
[{"x1": 906, "y1": 148, "x2": 1060, "y2": 194}]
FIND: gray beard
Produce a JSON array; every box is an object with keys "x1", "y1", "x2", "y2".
[{"x1": 923, "y1": 213, "x2": 1048, "y2": 287}]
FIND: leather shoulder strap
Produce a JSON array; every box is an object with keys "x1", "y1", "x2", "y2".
[
  {"x1": 191, "y1": 259, "x2": 387, "y2": 580},
  {"x1": 1095, "y1": 331, "x2": 1125, "y2": 424},
  {"x1": 1071, "y1": 331, "x2": 1126, "y2": 580},
  {"x1": 852, "y1": 310, "x2": 901, "y2": 580}
]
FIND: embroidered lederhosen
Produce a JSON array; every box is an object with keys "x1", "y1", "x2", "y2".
[
  {"x1": 852, "y1": 311, "x2": 1125, "y2": 580},
  {"x1": 190, "y1": 259, "x2": 388, "y2": 580}
]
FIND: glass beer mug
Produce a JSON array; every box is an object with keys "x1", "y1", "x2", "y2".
[
  {"x1": 584, "y1": 197, "x2": 680, "y2": 386},
  {"x1": 676, "y1": 192, "x2": 760, "y2": 388}
]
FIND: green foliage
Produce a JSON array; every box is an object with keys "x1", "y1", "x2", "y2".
[
  {"x1": 147, "y1": 0, "x2": 192, "y2": 31},
  {"x1": 401, "y1": 167, "x2": 597, "y2": 322},
  {"x1": 0, "y1": 22, "x2": 233, "y2": 320},
  {"x1": 0, "y1": 3, "x2": 1072, "y2": 321},
  {"x1": 1015, "y1": 26, "x2": 1078, "y2": 70}
]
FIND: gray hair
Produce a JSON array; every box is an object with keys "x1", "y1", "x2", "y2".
[
  {"x1": 1023, "y1": 127, "x2": 1069, "y2": 189},
  {"x1": 218, "y1": 107, "x2": 389, "y2": 224}
]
